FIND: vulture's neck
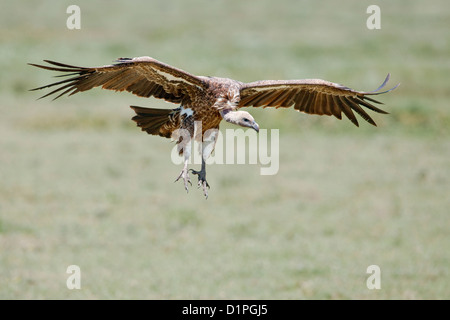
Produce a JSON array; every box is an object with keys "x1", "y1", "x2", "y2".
[{"x1": 220, "y1": 109, "x2": 238, "y2": 124}]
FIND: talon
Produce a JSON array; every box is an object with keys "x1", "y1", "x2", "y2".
[
  {"x1": 190, "y1": 167, "x2": 210, "y2": 198},
  {"x1": 175, "y1": 167, "x2": 192, "y2": 192}
]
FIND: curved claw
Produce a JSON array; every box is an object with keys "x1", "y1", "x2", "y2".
[
  {"x1": 175, "y1": 168, "x2": 192, "y2": 193},
  {"x1": 190, "y1": 168, "x2": 210, "y2": 199},
  {"x1": 200, "y1": 181, "x2": 209, "y2": 199},
  {"x1": 200, "y1": 180, "x2": 210, "y2": 189}
]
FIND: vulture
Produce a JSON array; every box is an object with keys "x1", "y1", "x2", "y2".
[{"x1": 29, "y1": 56, "x2": 398, "y2": 198}]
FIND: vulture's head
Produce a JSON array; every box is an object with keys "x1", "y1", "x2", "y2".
[{"x1": 222, "y1": 110, "x2": 259, "y2": 132}]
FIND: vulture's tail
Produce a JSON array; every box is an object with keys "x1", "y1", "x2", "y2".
[{"x1": 130, "y1": 106, "x2": 179, "y2": 138}]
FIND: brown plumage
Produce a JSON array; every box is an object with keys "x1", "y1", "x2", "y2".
[{"x1": 29, "y1": 56, "x2": 399, "y2": 198}]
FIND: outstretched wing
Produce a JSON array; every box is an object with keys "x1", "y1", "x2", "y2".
[
  {"x1": 239, "y1": 74, "x2": 399, "y2": 126},
  {"x1": 29, "y1": 56, "x2": 207, "y2": 104}
]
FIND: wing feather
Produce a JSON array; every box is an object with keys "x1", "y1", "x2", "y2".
[
  {"x1": 293, "y1": 90, "x2": 309, "y2": 109},
  {"x1": 239, "y1": 75, "x2": 399, "y2": 126},
  {"x1": 335, "y1": 96, "x2": 358, "y2": 127},
  {"x1": 353, "y1": 96, "x2": 388, "y2": 114},
  {"x1": 302, "y1": 90, "x2": 316, "y2": 114},
  {"x1": 313, "y1": 91, "x2": 324, "y2": 115},
  {"x1": 29, "y1": 56, "x2": 207, "y2": 103},
  {"x1": 329, "y1": 95, "x2": 342, "y2": 120},
  {"x1": 263, "y1": 89, "x2": 288, "y2": 107},
  {"x1": 321, "y1": 94, "x2": 332, "y2": 116},
  {"x1": 342, "y1": 97, "x2": 375, "y2": 126},
  {"x1": 253, "y1": 90, "x2": 277, "y2": 107}
]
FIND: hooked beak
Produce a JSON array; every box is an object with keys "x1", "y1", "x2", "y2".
[{"x1": 252, "y1": 122, "x2": 260, "y2": 133}]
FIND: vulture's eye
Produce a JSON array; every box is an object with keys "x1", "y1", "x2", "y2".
[{"x1": 243, "y1": 118, "x2": 249, "y2": 122}]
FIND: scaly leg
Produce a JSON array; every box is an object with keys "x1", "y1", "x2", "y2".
[
  {"x1": 190, "y1": 128, "x2": 218, "y2": 199},
  {"x1": 190, "y1": 158, "x2": 210, "y2": 199},
  {"x1": 175, "y1": 158, "x2": 192, "y2": 192},
  {"x1": 174, "y1": 136, "x2": 192, "y2": 192}
]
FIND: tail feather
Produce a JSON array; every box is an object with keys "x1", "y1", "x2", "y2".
[{"x1": 130, "y1": 106, "x2": 179, "y2": 138}]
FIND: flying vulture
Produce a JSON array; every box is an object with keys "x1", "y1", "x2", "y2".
[{"x1": 29, "y1": 56, "x2": 398, "y2": 198}]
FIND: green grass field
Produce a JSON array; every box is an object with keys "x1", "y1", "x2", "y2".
[{"x1": 1, "y1": 0, "x2": 449, "y2": 299}]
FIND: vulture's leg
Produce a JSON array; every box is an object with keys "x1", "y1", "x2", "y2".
[
  {"x1": 190, "y1": 159, "x2": 209, "y2": 198},
  {"x1": 175, "y1": 159, "x2": 192, "y2": 192},
  {"x1": 190, "y1": 128, "x2": 218, "y2": 199},
  {"x1": 174, "y1": 134, "x2": 192, "y2": 192}
]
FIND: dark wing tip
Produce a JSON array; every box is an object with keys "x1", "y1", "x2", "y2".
[
  {"x1": 28, "y1": 62, "x2": 48, "y2": 70},
  {"x1": 42, "y1": 59, "x2": 87, "y2": 69},
  {"x1": 28, "y1": 60, "x2": 90, "y2": 99}
]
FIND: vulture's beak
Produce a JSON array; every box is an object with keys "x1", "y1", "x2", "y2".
[{"x1": 252, "y1": 122, "x2": 260, "y2": 133}]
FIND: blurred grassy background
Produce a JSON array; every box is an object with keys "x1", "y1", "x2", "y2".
[{"x1": 1, "y1": 0, "x2": 449, "y2": 299}]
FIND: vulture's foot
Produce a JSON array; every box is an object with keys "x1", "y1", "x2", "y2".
[
  {"x1": 175, "y1": 167, "x2": 192, "y2": 192},
  {"x1": 190, "y1": 169, "x2": 210, "y2": 199}
]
